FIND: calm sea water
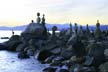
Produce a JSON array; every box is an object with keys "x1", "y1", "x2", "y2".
[{"x1": 0, "y1": 30, "x2": 48, "y2": 72}]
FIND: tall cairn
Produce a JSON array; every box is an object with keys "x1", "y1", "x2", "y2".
[
  {"x1": 70, "y1": 22, "x2": 73, "y2": 34},
  {"x1": 74, "y1": 23, "x2": 78, "y2": 35},
  {"x1": 52, "y1": 26, "x2": 57, "y2": 36},
  {"x1": 86, "y1": 24, "x2": 90, "y2": 34},
  {"x1": 41, "y1": 14, "x2": 45, "y2": 26},
  {"x1": 37, "y1": 12, "x2": 41, "y2": 24},
  {"x1": 79, "y1": 25, "x2": 83, "y2": 34},
  {"x1": 41, "y1": 14, "x2": 47, "y2": 39},
  {"x1": 21, "y1": 12, "x2": 48, "y2": 40},
  {"x1": 95, "y1": 20, "x2": 101, "y2": 39}
]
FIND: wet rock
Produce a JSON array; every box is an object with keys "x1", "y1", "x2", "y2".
[
  {"x1": 43, "y1": 67, "x2": 56, "y2": 72},
  {"x1": 50, "y1": 56, "x2": 64, "y2": 66},
  {"x1": 99, "y1": 61, "x2": 108, "y2": 72},
  {"x1": 58, "y1": 69, "x2": 69, "y2": 72},
  {"x1": 11, "y1": 60, "x2": 15, "y2": 63},
  {"x1": 0, "y1": 43, "x2": 9, "y2": 50},
  {"x1": 37, "y1": 50, "x2": 53, "y2": 63},
  {"x1": 52, "y1": 56, "x2": 64, "y2": 62},
  {"x1": 56, "y1": 64, "x2": 69, "y2": 72},
  {"x1": 16, "y1": 43, "x2": 28, "y2": 52},
  {"x1": 5, "y1": 35, "x2": 22, "y2": 51},
  {"x1": 26, "y1": 48, "x2": 36, "y2": 56},
  {"x1": 45, "y1": 55, "x2": 55, "y2": 63},
  {"x1": 18, "y1": 51, "x2": 29, "y2": 59}
]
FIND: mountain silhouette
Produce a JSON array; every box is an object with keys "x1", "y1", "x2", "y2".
[{"x1": 0, "y1": 24, "x2": 107, "y2": 31}]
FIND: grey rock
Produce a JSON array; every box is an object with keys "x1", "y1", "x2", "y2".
[
  {"x1": 67, "y1": 34, "x2": 78, "y2": 45},
  {"x1": 37, "y1": 50, "x2": 53, "y2": 63},
  {"x1": 27, "y1": 48, "x2": 36, "y2": 56},
  {"x1": 21, "y1": 22, "x2": 47, "y2": 41},
  {"x1": 43, "y1": 67, "x2": 56, "y2": 72},
  {"x1": 16, "y1": 43, "x2": 27, "y2": 52},
  {"x1": 5, "y1": 35, "x2": 22, "y2": 51},
  {"x1": 72, "y1": 40, "x2": 86, "y2": 57},
  {"x1": 0, "y1": 43, "x2": 9, "y2": 50},
  {"x1": 18, "y1": 51, "x2": 29, "y2": 59},
  {"x1": 83, "y1": 56, "x2": 94, "y2": 66},
  {"x1": 61, "y1": 50, "x2": 73, "y2": 59},
  {"x1": 51, "y1": 56, "x2": 64, "y2": 66},
  {"x1": 50, "y1": 47, "x2": 61, "y2": 55},
  {"x1": 45, "y1": 55, "x2": 55, "y2": 63},
  {"x1": 99, "y1": 61, "x2": 108, "y2": 72},
  {"x1": 104, "y1": 49, "x2": 108, "y2": 59},
  {"x1": 70, "y1": 64, "x2": 95, "y2": 72},
  {"x1": 87, "y1": 42, "x2": 106, "y2": 66}
]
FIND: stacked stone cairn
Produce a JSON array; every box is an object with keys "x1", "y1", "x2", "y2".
[{"x1": 1, "y1": 13, "x2": 108, "y2": 72}]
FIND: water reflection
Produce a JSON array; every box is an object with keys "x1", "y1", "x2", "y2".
[{"x1": 0, "y1": 51, "x2": 47, "y2": 72}]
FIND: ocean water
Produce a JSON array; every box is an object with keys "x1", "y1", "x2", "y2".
[{"x1": 0, "y1": 30, "x2": 48, "y2": 72}]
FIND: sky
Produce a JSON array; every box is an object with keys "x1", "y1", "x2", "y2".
[{"x1": 0, "y1": 0, "x2": 108, "y2": 26}]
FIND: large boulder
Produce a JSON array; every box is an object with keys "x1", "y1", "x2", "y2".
[
  {"x1": 87, "y1": 42, "x2": 106, "y2": 66},
  {"x1": 16, "y1": 43, "x2": 28, "y2": 52},
  {"x1": 42, "y1": 41, "x2": 58, "y2": 50},
  {"x1": 50, "y1": 56, "x2": 64, "y2": 66},
  {"x1": 21, "y1": 23, "x2": 47, "y2": 41},
  {"x1": 18, "y1": 51, "x2": 29, "y2": 59},
  {"x1": 67, "y1": 34, "x2": 78, "y2": 45},
  {"x1": 4, "y1": 35, "x2": 22, "y2": 51},
  {"x1": 0, "y1": 43, "x2": 9, "y2": 50},
  {"x1": 37, "y1": 50, "x2": 53, "y2": 63},
  {"x1": 61, "y1": 49, "x2": 73, "y2": 59},
  {"x1": 72, "y1": 40, "x2": 86, "y2": 57},
  {"x1": 83, "y1": 56, "x2": 94, "y2": 66},
  {"x1": 64, "y1": 29, "x2": 72, "y2": 40},
  {"x1": 24, "y1": 46, "x2": 37, "y2": 56}
]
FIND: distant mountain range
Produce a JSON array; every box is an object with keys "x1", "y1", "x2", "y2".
[{"x1": 0, "y1": 24, "x2": 108, "y2": 31}]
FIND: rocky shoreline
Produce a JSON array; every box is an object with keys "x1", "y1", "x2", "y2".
[{"x1": 0, "y1": 13, "x2": 108, "y2": 72}]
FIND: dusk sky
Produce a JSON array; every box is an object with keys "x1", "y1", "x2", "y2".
[{"x1": 0, "y1": 0, "x2": 108, "y2": 26}]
